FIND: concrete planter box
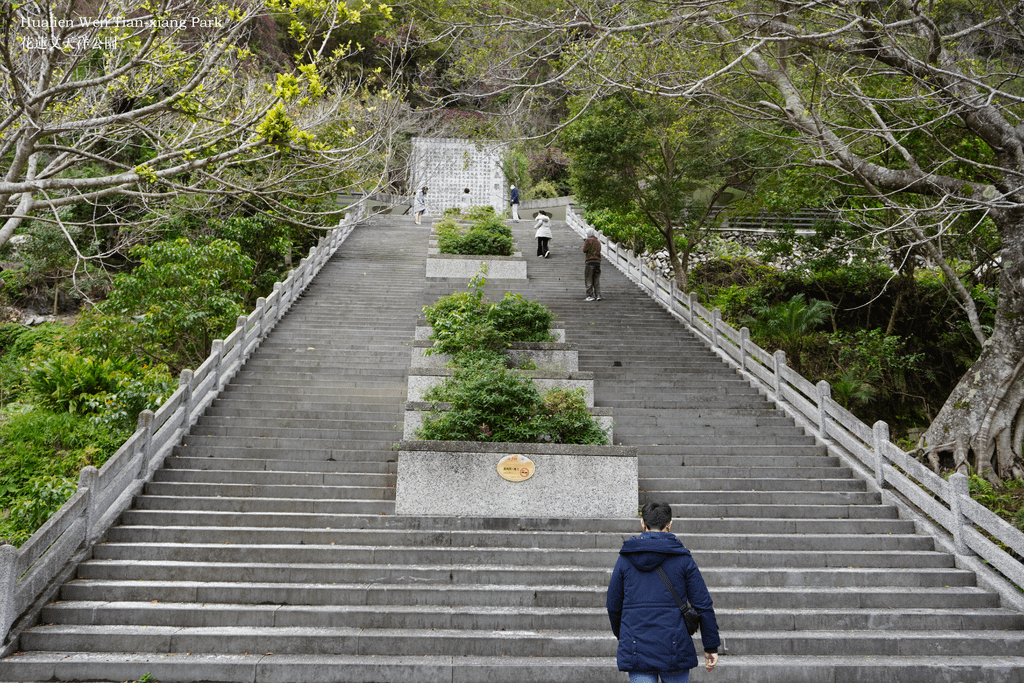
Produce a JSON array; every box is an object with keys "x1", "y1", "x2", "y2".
[
  {"x1": 407, "y1": 368, "x2": 595, "y2": 406},
  {"x1": 412, "y1": 340, "x2": 578, "y2": 372},
  {"x1": 414, "y1": 326, "x2": 565, "y2": 342},
  {"x1": 403, "y1": 400, "x2": 613, "y2": 441},
  {"x1": 396, "y1": 440, "x2": 637, "y2": 518},
  {"x1": 425, "y1": 253, "x2": 527, "y2": 279}
]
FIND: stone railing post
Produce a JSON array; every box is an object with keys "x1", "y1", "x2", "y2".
[
  {"x1": 687, "y1": 293, "x2": 698, "y2": 325},
  {"x1": 209, "y1": 340, "x2": 224, "y2": 391},
  {"x1": 179, "y1": 369, "x2": 194, "y2": 431},
  {"x1": 816, "y1": 380, "x2": 831, "y2": 442},
  {"x1": 711, "y1": 309, "x2": 722, "y2": 349},
  {"x1": 255, "y1": 297, "x2": 267, "y2": 337},
  {"x1": 78, "y1": 465, "x2": 99, "y2": 545},
  {"x1": 136, "y1": 410, "x2": 155, "y2": 480},
  {"x1": 272, "y1": 282, "x2": 283, "y2": 315},
  {"x1": 948, "y1": 472, "x2": 973, "y2": 556},
  {"x1": 872, "y1": 420, "x2": 889, "y2": 488},
  {"x1": 739, "y1": 327, "x2": 750, "y2": 372},
  {"x1": 0, "y1": 542, "x2": 17, "y2": 643},
  {"x1": 773, "y1": 350, "x2": 787, "y2": 401}
]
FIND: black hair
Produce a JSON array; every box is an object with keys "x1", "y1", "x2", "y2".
[{"x1": 641, "y1": 501, "x2": 672, "y2": 531}]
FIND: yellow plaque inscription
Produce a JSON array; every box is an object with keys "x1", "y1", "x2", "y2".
[{"x1": 497, "y1": 454, "x2": 535, "y2": 482}]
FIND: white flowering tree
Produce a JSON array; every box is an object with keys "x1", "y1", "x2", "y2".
[{"x1": 0, "y1": 0, "x2": 407, "y2": 264}]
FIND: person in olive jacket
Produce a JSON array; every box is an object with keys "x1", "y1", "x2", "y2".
[{"x1": 607, "y1": 501, "x2": 720, "y2": 683}]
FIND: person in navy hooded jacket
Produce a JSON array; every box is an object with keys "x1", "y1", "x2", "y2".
[{"x1": 607, "y1": 501, "x2": 720, "y2": 683}]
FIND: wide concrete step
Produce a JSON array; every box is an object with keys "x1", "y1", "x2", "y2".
[
  {"x1": 170, "y1": 445, "x2": 396, "y2": 461},
  {"x1": 221, "y1": 380, "x2": 408, "y2": 393},
  {"x1": 613, "y1": 415, "x2": 796, "y2": 428},
  {"x1": 151, "y1": 469, "x2": 393, "y2": 487},
  {"x1": 204, "y1": 405, "x2": 401, "y2": 421},
  {"x1": 141, "y1": 482, "x2": 394, "y2": 501},
  {"x1": 105, "y1": 524, "x2": 929, "y2": 548},
  {"x1": 163, "y1": 456, "x2": 395, "y2": 474},
  {"x1": 638, "y1": 444, "x2": 827, "y2": 456},
  {"x1": 642, "y1": 465, "x2": 853, "y2": 480},
  {"x1": 71, "y1": 560, "x2": 976, "y2": 589},
  {"x1": 639, "y1": 454, "x2": 841, "y2": 467},
  {"x1": 599, "y1": 399, "x2": 777, "y2": 410},
  {"x1": 101, "y1": 524, "x2": 937, "y2": 551},
  {"x1": 613, "y1": 425, "x2": 811, "y2": 438},
  {"x1": 187, "y1": 425, "x2": 400, "y2": 441},
  {"x1": 133, "y1": 495, "x2": 395, "y2": 515},
  {"x1": 642, "y1": 475, "x2": 863, "y2": 491},
  {"x1": 229, "y1": 372, "x2": 410, "y2": 385},
  {"x1": 89, "y1": 543, "x2": 958, "y2": 570},
  {"x1": 659, "y1": 500, "x2": 888, "y2": 516},
  {"x1": 195, "y1": 416, "x2": 399, "y2": 432},
  {"x1": 19, "y1": 624, "x2": 1024, "y2": 659},
  {"x1": 178, "y1": 435, "x2": 399, "y2": 451},
  {"x1": 617, "y1": 433, "x2": 817, "y2": 445},
  {"x1": 41, "y1": 602, "x2": 1020, "y2": 632},
  {"x1": 58, "y1": 580, "x2": 1000, "y2": 611},
  {"x1": 8, "y1": 652, "x2": 1024, "y2": 683}
]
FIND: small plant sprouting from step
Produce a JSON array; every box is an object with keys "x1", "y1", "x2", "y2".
[{"x1": 137, "y1": 673, "x2": 157, "y2": 683}]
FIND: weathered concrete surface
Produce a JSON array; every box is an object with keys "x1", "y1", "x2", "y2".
[
  {"x1": 402, "y1": 401, "x2": 613, "y2": 440},
  {"x1": 396, "y1": 440, "x2": 637, "y2": 518},
  {"x1": 425, "y1": 253, "x2": 527, "y2": 279}
]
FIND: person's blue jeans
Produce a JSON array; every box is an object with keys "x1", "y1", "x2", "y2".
[{"x1": 628, "y1": 670, "x2": 690, "y2": 683}]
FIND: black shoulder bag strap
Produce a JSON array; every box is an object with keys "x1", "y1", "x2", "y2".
[{"x1": 654, "y1": 565, "x2": 701, "y2": 635}]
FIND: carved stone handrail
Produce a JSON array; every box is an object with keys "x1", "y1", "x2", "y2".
[
  {"x1": 564, "y1": 206, "x2": 1024, "y2": 595},
  {"x1": 0, "y1": 201, "x2": 367, "y2": 647}
]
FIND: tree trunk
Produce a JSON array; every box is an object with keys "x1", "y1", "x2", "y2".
[
  {"x1": 661, "y1": 225, "x2": 688, "y2": 291},
  {"x1": 917, "y1": 217, "x2": 1024, "y2": 482}
]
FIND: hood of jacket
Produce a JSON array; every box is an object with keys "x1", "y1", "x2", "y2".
[{"x1": 619, "y1": 531, "x2": 691, "y2": 572}]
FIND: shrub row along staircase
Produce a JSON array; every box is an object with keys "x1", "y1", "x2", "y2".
[{"x1": 1, "y1": 216, "x2": 1022, "y2": 683}]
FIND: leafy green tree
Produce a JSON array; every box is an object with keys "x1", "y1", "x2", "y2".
[
  {"x1": 742, "y1": 294, "x2": 835, "y2": 373},
  {"x1": 0, "y1": 0, "x2": 412, "y2": 291},
  {"x1": 75, "y1": 239, "x2": 254, "y2": 373},
  {"x1": 426, "y1": 0, "x2": 1024, "y2": 481},
  {"x1": 562, "y1": 92, "x2": 748, "y2": 289}
]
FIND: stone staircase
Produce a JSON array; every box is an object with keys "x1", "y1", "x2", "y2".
[{"x1": 1, "y1": 216, "x2": 1022, "y2": 683}]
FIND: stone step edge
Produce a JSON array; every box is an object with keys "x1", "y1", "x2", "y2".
[{"x1": 3, "y1": 652, "x2": 1022, "y2": 683}]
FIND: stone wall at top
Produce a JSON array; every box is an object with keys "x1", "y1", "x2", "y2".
[{"x1": 409, "y1": 137, "x2": 509, "y2": 217}]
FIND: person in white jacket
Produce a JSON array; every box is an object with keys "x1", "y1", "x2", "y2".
[{"x1": 534, "y1": 211, "x2": 552, "y2": 257}]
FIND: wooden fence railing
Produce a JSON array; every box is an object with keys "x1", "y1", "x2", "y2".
[
  {"x1": 0, "y1": 201, "x2": 367, "y2": 645},
  {"x1": 565, "y1": 207, "x2": 1024, "y2": 590}
]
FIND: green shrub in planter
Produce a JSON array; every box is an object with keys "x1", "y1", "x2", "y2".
[
  {"x1": 434, "y1": 213, "x2": 514, "y2": 256},
  {"x1": 453, "y1": 228, "x2": 513, "y2": 256},
  {"x1": 418, "y1": 354, "x2": 608, "y2": 445},
  {"x1": 423, "y1": 274, "x2": 555, "y2": 355},
  {"x1": 473, "y1": 216, "x2": 513, "y2": 238},
  {"x1": 467, "y1": 205, "x2": 497, "y2": 221}
]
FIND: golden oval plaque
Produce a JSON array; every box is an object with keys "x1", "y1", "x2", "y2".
[{"x1": 497, "y1": 454, "x2": 535, "y2": 482}]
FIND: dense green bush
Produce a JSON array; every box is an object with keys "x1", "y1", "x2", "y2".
[
  {"x1": 0, "y1": 407, "x2": 128, "y2": 544},
  {"x1": 423, "y1": 274, "x2": 555, "y2": 355},
  {"x1": 74, "y1": 238, "x2": 254, "y2": 374},
  {"x1": 435, "y1": 214, "x2": 514, "y2": 256},
  {"x1": 454, "y1": 228, "x2": 514, "y2": 256},
  {"x1": 418, "y1": 276, "x2": 606, "y2": 445},
  {"x1": 692, "y1": 256, "x2": 990, "y2": 441},
  {"x1": 418, "y1": 354, "x2": 608, "y2": 445},
  {"x1": 210, "y1": 215, "x2": 292, "y2": 303},
  {"x1": 466, "y1": 205, "x2": 498, "y2": 221}
]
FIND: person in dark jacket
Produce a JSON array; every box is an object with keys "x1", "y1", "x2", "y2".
[
  {"x1": 607, "y1": 501, "x2": 720, "y2": 683},
  {"x1": 583, "y1": 227, "x2": 602, "y2": 301},
  {"x1": 509, "y1": 185, "x2": 520, "y2": 222}
]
